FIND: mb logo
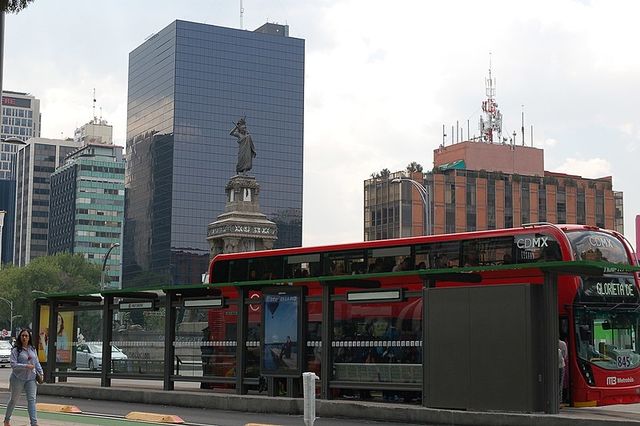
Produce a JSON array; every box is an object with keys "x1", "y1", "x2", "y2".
[{"x1": 607, "y1": 377, "x2": 617, "y2": 386}]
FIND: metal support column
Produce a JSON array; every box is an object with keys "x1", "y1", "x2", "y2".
[
  {"x1": 101, "y1": 295, "x2": 113, "y2": 387},
  {"x1": 32, "y1": 298, "x2": 42, "y2": 371},
  {"x1": 543, "y1": 272, "x2": 559, "y2": 414},
  {"x1": 320, "y1": 283, "x2": 333, "y2": 399},
  {"x1": 163, "y1": 293, "x2": 176, "y2": 391},
  {"x1": 236, "y1": 287, "x2": 247, "y2": 394},
  {"x1": 45, "y1": 301, "x2": 57, "y2": 383}
]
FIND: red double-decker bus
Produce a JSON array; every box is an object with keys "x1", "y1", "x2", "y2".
[{"x1": 208, "y1": 223, "x2": 640, "y2": 406}]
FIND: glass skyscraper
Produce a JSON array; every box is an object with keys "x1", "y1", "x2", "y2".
[{"x1": 124, "y1": 20, "x2": 304, "y2": 286}]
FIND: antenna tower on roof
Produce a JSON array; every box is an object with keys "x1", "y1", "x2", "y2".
[
  {"x1": 240, "y1": 0, "x2": 244, "y2": 29},
  {"x1": 92, "y1": 88, "x2": 97, "y2": 123},
  {"x1": 478, "y1": 53, "x2": 503, "y2": 143}
]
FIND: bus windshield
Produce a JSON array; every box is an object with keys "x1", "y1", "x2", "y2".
[
  {"x1": 566, "y1": 231, "x2": 629, "y2": 264},
  {"x1": 575, "y1": 308, "x2": 640, "y2": 370}
]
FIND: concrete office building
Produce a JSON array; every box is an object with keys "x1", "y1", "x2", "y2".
[
  {"x1": 74, "y1": 118, "x2": 113, "y2": 146},
  {"x1": 1, "y1": 91, "x2": 41, "y2": 180},
  {"x1": 1, "y1": 91, "x2": 40, "y2": 142},
  {"x1": 123, "y1": 20, "x2": 304, "y2": 286},
  {"x1": 14, "y1": 137, "x2": 81, "y2": 266},
  {"x1": 49, "y1": 143, "x2": 125, "y2": 289}
]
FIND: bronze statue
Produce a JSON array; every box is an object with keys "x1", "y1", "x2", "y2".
[{"x1": 230, "y1": 117, "x2": 256, "y2": 174}]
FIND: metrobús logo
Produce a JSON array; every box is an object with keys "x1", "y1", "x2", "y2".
[{"x1": 606, "y1": 376, "x2": 634, "y2": 386}]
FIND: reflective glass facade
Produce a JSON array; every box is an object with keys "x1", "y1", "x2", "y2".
[{"x1": 124, "y1": 20, "x2": 304, "y2": 286}]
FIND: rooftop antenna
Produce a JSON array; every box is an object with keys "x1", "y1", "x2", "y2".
[
  {"x1": 99, "y1": 106, "x2": 103, "y2": 122},
  {"x1": 92, "y1": 88, "x2": 97, "y2": 123},
  {"x1": 442, "y1": 124, "x2": 446, "y2": 147},
  {"x1": 479, "y1": 52, "x2": 503, "y2": 143},
  {"x1": 240, "y1": 0, "x2": 244, "y2": 29},
  {"x1": 521, "y1": 105, "x2": 525, "y2": 146}
]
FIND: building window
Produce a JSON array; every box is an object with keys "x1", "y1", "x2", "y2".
[
  {"x1": 576, "y1": 187, "x2": 585, "y2": 224},
  {"x1": 521, "y1": 181, "x2": 530, "y2": 224},
  {"x1": 466, "y1": 176, "x2": 476, "y2": 231},
  {"x1": 557, "y1": 186, "x2": 566, "y2": 224},
  {"x1": 538, "y1": 183, "x2": 547, "y2": 222},
  {"x1": 487, "y1": 177, "x2": 496, "y2": 230},
  {"x1": 504, "y1": 180, "x2": 513, "y2": 228},
  {"x1": 595, "y1": 188, "x2": 605, "y2": 228},
  {"x1": 445, "y1": 174, "x2": 455, "y2": 234}
]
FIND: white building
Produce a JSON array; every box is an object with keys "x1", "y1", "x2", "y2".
[{"x1": 74, "y1": 119, "x2": 113, "y2": 146}]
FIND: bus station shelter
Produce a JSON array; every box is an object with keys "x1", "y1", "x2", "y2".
[{"x1": 32, "y1": 260, "x2": 640, "y2": 415}]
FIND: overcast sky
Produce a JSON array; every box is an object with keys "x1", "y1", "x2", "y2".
[{"x1": 4, "y1": 0, "x2": 639, "y2": 248}]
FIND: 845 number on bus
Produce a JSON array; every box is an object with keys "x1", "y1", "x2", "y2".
[{"x1": 617, "y1": 355, "x2": 632, "y2": 368}]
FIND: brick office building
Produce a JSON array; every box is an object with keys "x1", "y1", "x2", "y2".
[{"x1": 364, "y1": 141, "x2": 624, "y2": 240}]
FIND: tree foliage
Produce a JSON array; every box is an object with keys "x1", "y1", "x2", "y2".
[
  {"x1": 370, "y1": 168, "x2": 391, "y2": 179},
  {"x1": 406, "y1": 162, "x2": 424, "y2": 173},
  {"x1": 0, "y1": 0, "x2": 34, "y2": 13},
  {"x1": 0, "y1": 253, "x2": 100, "y2": 331}
]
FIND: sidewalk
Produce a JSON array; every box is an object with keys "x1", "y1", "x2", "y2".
[{"x1": 37, "y1": 382, "x2": 640, "y2": 425}]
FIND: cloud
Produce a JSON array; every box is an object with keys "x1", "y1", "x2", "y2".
[{"x1": 553, "y1": 158, "x2": 611, "y2": 179}]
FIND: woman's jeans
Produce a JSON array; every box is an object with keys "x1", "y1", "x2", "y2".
[{"x1": 4, "y1": 373, "x2": 38, "y2": 425}]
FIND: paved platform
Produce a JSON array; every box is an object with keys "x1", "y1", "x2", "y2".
[{"x1": 35, "y1": 382, "x2": 640, "y2": 425}]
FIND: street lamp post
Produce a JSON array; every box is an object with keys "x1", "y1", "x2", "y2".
[
  {"x1": 391, "y1": 177, "x2": 431, "y2": 236},
  {"x1": 0, "y1": 296, "x2": 13, "y2": 338},
  {"x1": 101, "y1": 243, "x2": 120, "y2": 290}
]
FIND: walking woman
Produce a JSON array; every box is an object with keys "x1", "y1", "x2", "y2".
[{"x1": 4, "y1": 329, "x2": 43, "y2": 426}]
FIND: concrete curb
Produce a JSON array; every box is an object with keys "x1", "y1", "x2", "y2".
[{"x1": 37, "y1": 384, "x2": 635, "y2": 425}]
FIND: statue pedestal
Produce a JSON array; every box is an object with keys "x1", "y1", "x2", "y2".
[{"x1": 207, "y1": 175, "x2": 277, "y2": 257}]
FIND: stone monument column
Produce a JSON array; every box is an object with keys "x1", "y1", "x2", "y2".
[{"x1": 207, "y1": 175, "x2": 277, "y2": 257}]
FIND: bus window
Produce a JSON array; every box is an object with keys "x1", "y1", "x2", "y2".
[
  {"x1": 414, "y1": 245, "x2": 430, "y2": 269},
  {"x1": 211, "y1": 260, "x2": 229, "y2": 283},
  {"x1": 367, "y1": 246, "x2": 410, "y2": 273},
  {"x1": 514, "y1": 233, "x2": 561, "y2": 264},
  {"x1": 566, "y1": 231, "x2": 630, "y2": 264},
  {"x1": 462, "y1": 237, "x2": 513, "y2": 266},
  {"x1": 325, "y1": 250, "x2": 365, "y2": 275},
  {"x1": 229, "y1": 259, "x2": 249, "y2": 282},
  {"x1": 575, "y1": 308, "x2": 640, "y2": 370},
  {"x1": 428, "y1": 241, "x2": 460, "y2": 268},
  {"x1": 285, "y1": 253, "x2": 321, "y2": 278},
  {"x1": 248, "y1": 256, "x2": 283, "y2": 281}
]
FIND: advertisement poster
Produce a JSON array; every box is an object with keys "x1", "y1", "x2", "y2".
[
  {"x1": 37, "y1": 305, "x2": 75, "y2": 364},
  {"x1": 261, "y1": 288, "x2": 302, "y2": 376}
]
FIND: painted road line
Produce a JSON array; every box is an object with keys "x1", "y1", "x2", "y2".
[
  {"x1": 125, "y1": 411, "x2": 185, "y2": 423},
  {"x1": 36, "y1": 402, "x2": 82, "y2": 413}
]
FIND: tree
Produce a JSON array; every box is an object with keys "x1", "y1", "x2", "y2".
[
  {"x1": 1, "y1": 0, "x2": 34, "y2": 13},
  {"x1": 406, "y1": 162, "x2": 424, "y2": 173},
  {"x1": 0, "y1": 253, "x2": 101, "y2": 331},
  {"x1": 370, "y1": 168, "x2": 391, "y2": 179}
]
